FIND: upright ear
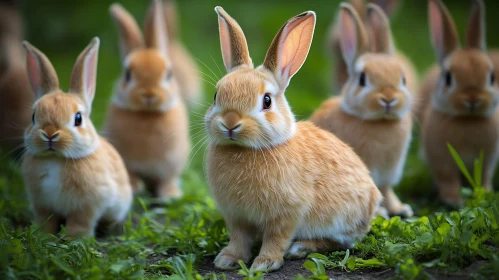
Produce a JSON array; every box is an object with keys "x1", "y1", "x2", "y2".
[
  {"x1": 428, "y1": 0, "x2": 459, "y2": 63},
  {"x1": 109, "y1": 3, "x2": 144, "y2": 60},
  {"x1": 69, "y1": 37, "x2": 100, "y2": 111},
  {"x1": 466, "y1": 0, "x2": 486, "y2": 50},
  {"x1": 163, "y1": 0, "x2": 177, "y2": 42},
  {"x1": 215, "y1": 6, "x2": 253, "y2": 72},
  {"x1": 145, "y1": 0, "x2": 169, "y2": 56},
  {"x1": 349, "y1": 0, "x2": 367, "y2": 20},
  {"x1": 338, "y1": 3, "x2": 369, "y2": 71},
  {"x1": 372, "y1": 0, "x2": 400, "y2": 18},
  {"x1": 263, "y1": 11, "x2": 316, "y2": 89},
  {"x1": 22, "y1": 41, "x2": 59, "y2": 100},
  {"x1": 367, "y1": 3, "x2": 395, "y2": 55}
]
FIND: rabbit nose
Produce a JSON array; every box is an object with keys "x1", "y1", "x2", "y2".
[
  {"x1": 379, "y1": 97, "x2": 398, "y2": 111},
  {"x1": 465, "y1": 100, "x2": 481, "y2": 111},
  {"x1": 142, "y1": 93, "x2": 157, "y2": 103},
  {"x1": 40, "y1": 126, "x2": 60, "y2": 142}
]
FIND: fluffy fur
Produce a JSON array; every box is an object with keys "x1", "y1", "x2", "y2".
[
  {"x1": 206, "y1": 7, "x2": 382, "y2": 272},
  {"x1": 0, "y1": 1, "x2": 33, "y2": 156},
  {"x1": 104, "y1": 0, "x2": 190, "y2": 199},
  {"x1": 311, "y1": 3, "x2": 413, "y2": 217},
  {"x1": 327, "y1": 0, "x2": 418, "y2": 98},
  {"x1": 22, "y1": 38, "x2": 133, "y2": 237},
  {"x1": 419, "y1": 0, "x2": 499, "y2": 205}
]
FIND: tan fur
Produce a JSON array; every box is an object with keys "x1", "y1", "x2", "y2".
[
  {"x1": 0, "y1": 2, "x2": 33, "y2": 155},
  {"x1": 208, "y1": 7, "x2": 381, "y2": 272},
  {"x1": 420, "y1": 0, "x2": 499, "y2": 205},
  {"x1": 310, "y1": 4, "x2": 413, "y2": 217},
  {"x1": 22, "y1": 39, "x2": 132, "y2": 237},
  {"x1": 105, "y1": 0, "x2": 190, "y2": 200},
  {"x1": 327, "y1": 0, "x2": 417, "y2": 94}
]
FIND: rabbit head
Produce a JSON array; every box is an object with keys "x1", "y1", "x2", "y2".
[
  {"x1": 428, "y1": 0, "x2": 498, "y2": 117},
  {"x1": 205, "y1": 7, "x2": 315, "y2": 149},
  {"x1": 110, "y1": 0, "x2": 179, "y2": 112},
  {"x1": 339, "y1": 3, "x2": 411, "y2": 120},
  {"x1": 23, "y1": 38, "x2": 100, "y2": 159}
]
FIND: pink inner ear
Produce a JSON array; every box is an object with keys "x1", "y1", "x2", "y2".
[
  {"x1": 278, "y1": 17, "x2": 314, "y2": 79},
  {"x1": 218, "y1": 16, "x2": 232, "y2": 71},
  {"x1": 429, "y1": 1, "x2": 443, "y2": 52},
  {"x1": 26, "y1": 51, "x2": 41, "y2": 93},
  {"x1": 82, "y1": 47, "x2": 98, "y2": 103},
  {"x1": 340, "y1": 11, "x2": 358, "y2": 64}
]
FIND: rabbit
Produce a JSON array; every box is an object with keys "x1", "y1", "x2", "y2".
[
  {"x1": 205, "y1": 6, "x2": 382, "y2": 272},
  {"x1": 0, "y1": 0, "x2": 33, "y2": 158},
  {"x1": 419, "y1": 0, "x2": 499, "y2": 206},
  {"x1": 311, "y1": 3, "x2": 414, "y2": 218},
  {"x1": 327, "y1": 0, "x2": 418, "y2": 98},
  {"x1": 21, "y1": 38, "x2": 133, "y2": 237},
  {"x1": 103, "y1": 0, "x2": 190, "y2": 200},
  {"x1": 163, "y1": 0, "x2": 203, "y2": 109}
]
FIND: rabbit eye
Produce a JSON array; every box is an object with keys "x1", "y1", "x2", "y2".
[
  {"x1": 74, "y1": 112, "x2": 82, "y2": 127},
  {"x1": 214, "y1": 91, "x2": 217, "y2": 103},
  {"x1": 166, "y1": 69, "x2": 173, "y2": 80},
  {"x1": 32, "y1": 111, "x2": 35, "y2": 124},
  {"x1": 402, "y1": 74, "x2": 406, "y2": 86},
  {"x1": 491, "y1": 71, "x2": 495, "y2": 85},
  {"x1": 125, "y1": 68, "x2": 131, "y2": 83},
  {"x1": 444, "y1": 71, "x2": 452, "y2": 87},
  {"x1": 359, "y1": 72, "x2": 366, "y2": 87},
  {"x1": 263, "y1": 94, "x2": 271, "y2": 110}
]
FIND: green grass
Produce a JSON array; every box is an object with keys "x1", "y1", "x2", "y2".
[{"x1": 2, "y1": 0, "x2": 499, "y2": 279}]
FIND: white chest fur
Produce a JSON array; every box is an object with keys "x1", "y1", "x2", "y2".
[{"x1": 37, "y1": 160, "x2": 63, "y2": 207}]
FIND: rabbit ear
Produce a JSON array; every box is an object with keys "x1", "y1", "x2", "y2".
[
  {"x1": 215, "y1": 6, "x2": 253, "y2": 72},
  {"x1": 371, "y1": 0, "x2": 400, "y2": 18},
  {"x1": 145, "y1": 0, "x2": 169, "y2": 56},
  {"x1": 109, "y1": 3, "x2": 144, "y2": 59},
  {"x1": 163, "y1": 0, "x2": 177, "y2": 42},
  {"x1": 22, "y1": 41, "x2": 59, "y2": 100},
  {"x1": 428, "y1": 0, "x2": 459, "y2": 63},
  {"x1": 466, "y1": 0, "x2": 486, "y2": 50},
  {"x1": 367, "y1": 3, "x2": 395, "y2": 55},
  {"x1": 349, "y1": 0, "x2": 367, "y2": 19},
  {"x1": 339, "y1": 3, "x2": 369, "y2": 71},
  {"x1": 69, "y1": 37, "x2": 100, "y2": 111},
  {"x1": 263, "y1": 11, "x2": 316, "y2": 89}
]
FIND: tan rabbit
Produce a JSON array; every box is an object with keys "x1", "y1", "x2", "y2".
[
  {"x1": 103, "y1": 0, "x2": 190, "y2": 200},
  {"x1": 163, "y1": 0, "x2": 203, "y2": 108},
  {"x1": 420, "y1": 0, "x2": 499, "y2": 206},
  {"x1": 0, "y1": 0, "x2": 33, "y2": 157},
  {"x1": 206, "y1": 7, "x2": 382, "y2": 272},
  {"x1": 311, "y1": 3, "x2": 413, "y2": 218},
  {"x1": 327, "y1": 0, "x2": 418, "y2": 98},
  {"x1": 22, "y1": 38, "x2": 133, "y2": 237}
]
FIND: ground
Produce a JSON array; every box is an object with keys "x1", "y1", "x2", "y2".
[{"x1": 2, "y1": 0, "x2": 499, "y2": 279}]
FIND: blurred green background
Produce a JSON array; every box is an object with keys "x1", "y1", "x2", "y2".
[{"x1": 15, "y1": 0, "x2": 499, "y2": 209}]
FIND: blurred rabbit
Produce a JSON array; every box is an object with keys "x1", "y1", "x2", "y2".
[
  {"x1": 22, "y1": 38, "x2": 133, "y2": 237},
  {"x1": 206, "y1": 7, "x2": 382, "y2": 271},
  {"x1": 0, "y1": 0, "x2": 33, "y2": 157},
  {"x1": 419, "y1": 0, "x2": 499, "y2": 206},
  {"x1": 103, "y1": 0, "x2": 189, "y2": 200},
  {"x1": 327, "y1": 0, "x2": 418, "y2": 98},
  {"x1": 311, "y1": 3, "x2": 414, "y2": 218},
  {"x1": 163, "y1": 0, "x2": 203, "y2": 108}
]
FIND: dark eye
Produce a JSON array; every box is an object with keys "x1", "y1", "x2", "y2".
[
  {"x1": 166, "y1": 69, "x2": 173, "y2": 80},
  {"x1": 125, "y1": 68, "x2": 131, "y2": 83},
  {"x1": 214, "y1": 91, "x2": 217, "y2": 103},
  {"x1": 445, "y1": 71, "x2": 452, "y2": 87},
  {"x1": 402, "y1": 74, "x2": 406, "y2": 86},
  {"x1": 32, "y1": 111, "x2": 35, "y2": 124},
  {"x1": 491, "y1": 71, "x2": 495, "y2": 85},
  {"x1": 74, "y1": 112, "x2": 82, "y2": 127},
  {"x1": 263, "y1": 94, "x2": 271, "y2": 110},
  {"x1": 359, "y1": 72, "x2": 366, "y2": 87}
]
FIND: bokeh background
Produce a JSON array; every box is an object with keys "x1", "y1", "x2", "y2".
[{"x1": 11, "y1": 0, "x2": 499, "y2": 213}]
